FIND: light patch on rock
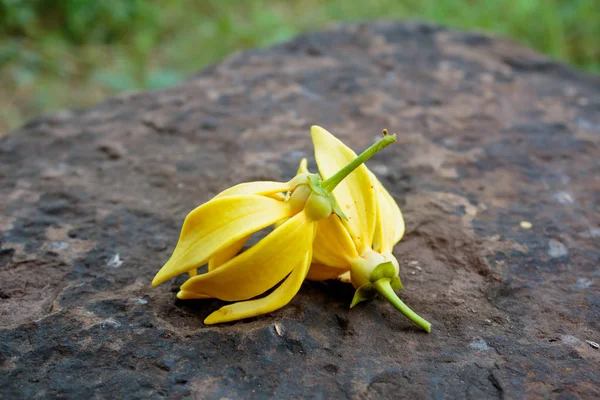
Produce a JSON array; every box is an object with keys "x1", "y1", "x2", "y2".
[
  {"x1": 470, "y1": 337, "x2": 489, "y2": 351},
  {"x1": 48, "y1": 241, "x2": 69, "y2": 251},
  {"x1": 575, "y1": 278, "x2": 593, "y2": 289},
  {"x1": 548, "y1": 239, "x2": 568, "y2": 258},
  {"x1": 107, "y1": 253, "x2": 124, "y2": 268},
  {"x1": 560, "y1": 334, "x2": 580, "y2": 345},
  {"x1": 553, "y1": 191, "x2": 574, "y2": 204},
  {"x1": 370, "y1": 163, "x2": 390, "y2": 177},
  {"x1": 100, "y1": 318, "x2": 121, "y2": 329}
]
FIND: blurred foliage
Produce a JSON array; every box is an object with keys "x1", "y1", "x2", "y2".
[{"x1": 0, "y1": 0, "x2": 598, "y2": 133}]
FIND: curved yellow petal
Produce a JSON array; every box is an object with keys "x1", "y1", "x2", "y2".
[
  {"x1": 215, "y1": 181, "x2": 292, "y2": 199},
  {"x1": 372, "y1": 178, "x2": 391, "y2": 253},
  {"x1": 311, "y1": 125, "x2": 377, "y2": 253},
  {"x1": 312, "y1": 214, "x2": 358, "y2": 268},
  {"x1": 208, "y1": 234, "x2": 250, "y2": 272},
  {"x1": 381, "y1": 182, "x2": 405, "y2": 245},
  {"x1": 204, "y1": 249, "x2": 312, "y2": 324},
  {"x1": 297, "y1": 158, "x2": 309, "y2": 175},
  {"x1": 176, "y1": 291, "x2": 211, "y2": 300},
  {"x1": 306, "y1": 263, "x2": 348, "y2": 281},
  {"x1": 152, "y1": 195, "x2": 293, "y2": 286},
  {"x1": 371, "y1": 173, "x2": 405, "y2": 249},
  {"x1": 180, "y1": 212, "x2": 315, "y2": 301}
]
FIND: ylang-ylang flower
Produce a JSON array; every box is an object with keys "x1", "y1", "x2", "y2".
[
  {"x1": 152, "y1": 127, "x2": 401, "y2": 326},
  {"x1": 302, "y1": 126, "x2": 431, "y2": 332}
]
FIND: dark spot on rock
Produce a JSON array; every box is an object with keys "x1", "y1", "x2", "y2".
[
  {"x1": 200, "y1": 118, "x2": 219, "y2": 131},
  {"x1": 335, "y1": 314, "x2": 350, "y2": 331},
  {"x1": 0, "y1": 248, "x2": 15, "y2": 267},
  {"x1": 97, "y1": 141, "x2": 126, "y2": 160},
  {"x1": 324, "y1": 363, "x2": 339, "y2": 374}
]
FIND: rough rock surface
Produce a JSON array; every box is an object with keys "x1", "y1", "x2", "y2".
[{"x1": 1, "y1": 22, "x2": 599, "y2": 399}]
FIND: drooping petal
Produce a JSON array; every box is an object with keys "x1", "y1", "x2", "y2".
[
  {"x1": 311, "y1": 125, "x2": 377, "y2": 253},
  {"x1": 204, "y1": 249, "x2": 312, "y2": 324},
  {"x1": 312, "y1": 214, "x2": 358, "y2": 268},
  {"x1": 208, "y1": 235, "x2": 250, "y2": 271},
  {"x1": 306, "y1": 263, "x2": 348, "y2": 281},
  {"x1": 152, "y1": 195, "x2": 293, "y2": 286},
  {"x1": 372, "y1": 177, "x2": 391, "y2": 253},
  {"x1": 179, "y1": 212, "x2": 315, "y2": 301},
  {"x1": 371, "y1": 173, "x2": 405, "y2": 249},
  {"x1": 215, "y1": 181, "x2": 293, "y2": 199}
]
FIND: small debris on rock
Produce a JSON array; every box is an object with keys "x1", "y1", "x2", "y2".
[
  {"x1": 520, "y1": 221, "x2": 532, "y2": 229},
  {"x1": 107, "y1": 253, "x2": 124, "y2": 268},
  {"x1": 585, "y1": 340, "x2": 599, "y2": 349},
  {"x1": 553, "y1": 191, "x2": 574, "y2": 204},
  {"x1": 548, "y1": 239, "x2": 568, "y2": 258},
  {"x1": 274, "y1": 323, "x2": 283, "y2": 336}
]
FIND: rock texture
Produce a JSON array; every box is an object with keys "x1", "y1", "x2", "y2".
[{"x1": 1, "y1": 22, "x2": 599, "y2": 399}]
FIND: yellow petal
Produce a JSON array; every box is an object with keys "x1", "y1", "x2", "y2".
[
  {"x1": 180, "y1": 212, "x2": 315, "y2": 301},
  {"x1": 372, "y1": 177, "x2": 391, "y2": 253},
  {"x1": 296, "y1": 158, "x2": 309, "y2": 175},
  {"x1": 204, "y1": 249, "x2": 312, "y2": 324},
  {"x1": 215, "y1": 181, "x2": 292, "y2": 199},
  {"x1": 176, "y1": 291, "x2": 211, "y2": 299},
  {"x1": 208, "y1": 234, "x2": 250, "y2": 271},
  {"x1": 311, "y1": 125, "x2": 377, "y2": 253},
  {"x1": 306, "y1": 263, "x2": 348, "y2": 281},
  {"x1": 338, "y1": 271, "x2": 351, "y2": 283},
  {"x1": 152, "y1": 195, "x2": 293, "y2": 286},
  {"x1": 371, "y1": 173, "x2": 405, "y2": 249},
  {"x1": 312, "y1": 214, "x2": 358, "y2": 268}
]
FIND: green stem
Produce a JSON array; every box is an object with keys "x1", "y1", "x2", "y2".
[
  {"x1": 321, "y1": 133, "x2": 397, "y2": 193},
  {"x1": 373, "y1": 278, "x2": 431, "y2": 333}
]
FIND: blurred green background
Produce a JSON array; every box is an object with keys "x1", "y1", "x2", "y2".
[{"x1": 1, "y1": 0, "x2": 598, "y2": 133}]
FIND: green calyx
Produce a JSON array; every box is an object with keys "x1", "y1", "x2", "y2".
[
  {"x1": 350, "y1": 261, "x2": 431, "y2": 333},
  {"x1": 302, "y1": 130, "x2": 397, "y2": 221},
  {"x1": 307, "y1": 174, "x2": 347, "y2": 220}
]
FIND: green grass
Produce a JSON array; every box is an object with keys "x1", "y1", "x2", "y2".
[{"x1": 1, "y1": 0, "x2": 598, "y2": 133}]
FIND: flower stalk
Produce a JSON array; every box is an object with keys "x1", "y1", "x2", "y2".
[
  {"x1": 373, "y1": 278, "x2": 431, "y2": 332},
  {"x1": 321, "y1": 131, "x2": 396, "y2": 193}
]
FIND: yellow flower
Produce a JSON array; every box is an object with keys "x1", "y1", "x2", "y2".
[
  {"x1": 152, "y1": 127, "x2": 397, "y2": 324},
  {"x1": 303, "y1": 126, "x2": 431, "y2": 332}
]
